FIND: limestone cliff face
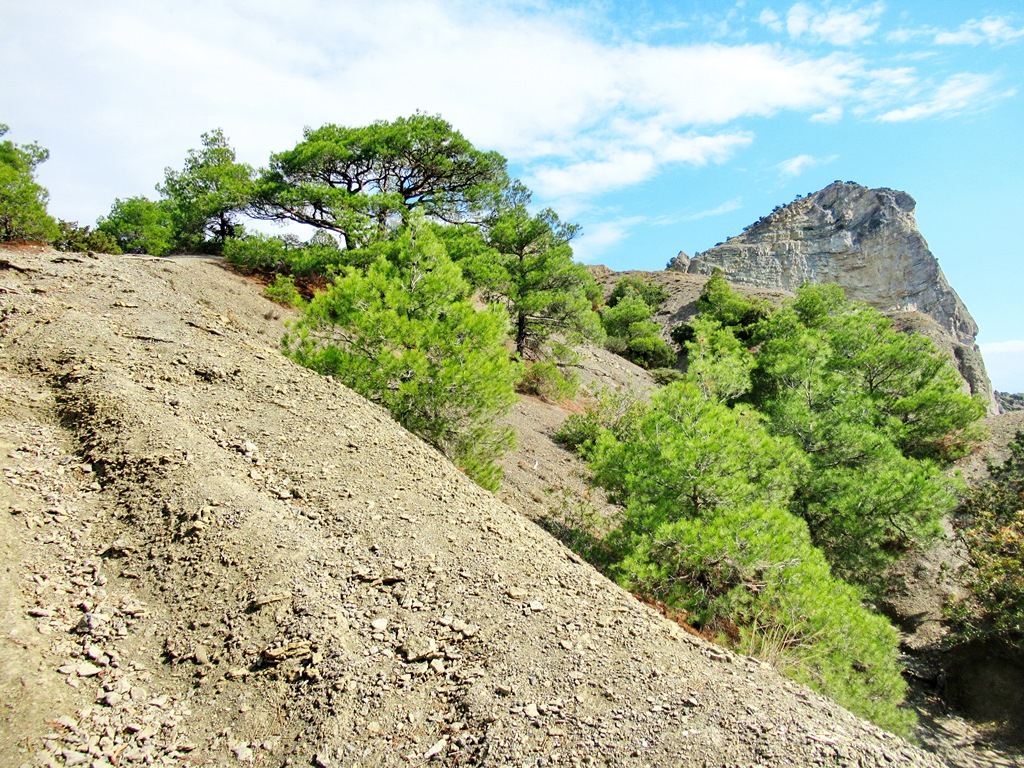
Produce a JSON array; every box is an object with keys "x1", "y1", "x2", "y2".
[{"x1": 670, "y1": 182, "x2": 994, "y2": 407}]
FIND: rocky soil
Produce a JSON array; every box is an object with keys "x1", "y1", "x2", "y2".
[{"x1": 0, "y1": 244, "x2": 1014, "y2": 767}]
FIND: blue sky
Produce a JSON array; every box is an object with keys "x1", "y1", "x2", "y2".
[{"x1": 2, "y1": 0, "x2": 1022, "y2": 390}]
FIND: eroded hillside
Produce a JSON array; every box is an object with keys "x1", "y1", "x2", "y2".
[{"x1": 0, "y1": 245, "x2": 949, "y2": 766}]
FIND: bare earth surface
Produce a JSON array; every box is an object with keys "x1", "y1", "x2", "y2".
[{"x1": 0, "y1": 244, "x2": 1009, "y2": 767}]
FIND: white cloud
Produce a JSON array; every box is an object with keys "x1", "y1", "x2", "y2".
[
  {"x1": 981, "y1": 341, "x2": 1024, "y2": 394},
  {"x1": 810, "y1": 105, "x2": 844, "y2": 122},
  {"x1": 0, "y1": 0, "x2": 1017, "y2": 224},
  {"x1": 935, "y1": 17, "x2": 1024, "y2": 46},
  {"x1": 683, "y1": 198, "x2": 744, "y2": 220},
  {"x1": 618, "y1": 43, "x2": 859, "y2": 125},
  {"x1": 571, "y1": 217, "x2": 649, "y2": 264},
  {"x1": 528, "y1": 130, "x2": 753, "y2": 198},
  {"x1": 758, "y1": 9, "x2": 784, "y2": 33},
  {"x1": 877, "y1": 73, "x2": 1014, "y2": 122},
  {"x1": 777, "y1": 154, "x2": 816, "y2": 177},
  {"x1": 531, "y1": 152, "x2": 659, "y2": 199},
  {"x1": 775, "y1": 153, "x2": 838, "y2": 177},
  {"x1": 785, "y1": 2, "x2": 885, "y2": 46}
]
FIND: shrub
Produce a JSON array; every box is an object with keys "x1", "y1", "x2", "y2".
[
  {"x1": 53, "y1": 220, "x2": 122, "y2": 254},
  {"x1": 554, "y1": 388, "x2": 645, "y2": 457},
  {"x1": 602, "y1": 293, "x2": 653, "y2": 340},
  {"x1": 603, "y1": 336, "x2": 628, "y2": 356},
  {"x1": 606, "y1": 276, "x2": 669, "y2": 311},
  {"x1": 223, "y1": 232, "x2": 298, "y2": 271},
  {"x1": 615, "y1": 502, "x2": 914, "y2": 735},
  {"x1": 750, "y1": 284, "x2": 985, "y2": 586},
  {"x1": 583, "y1": 382, "x2": 913, "y2": 734},
  {"x1": 264, "y1": 275, "x2": 304, "y2": 308},
  {"x1": 517, "y1": 360, "x2": 579, "y2": 401},
  {"x1": 670, "y1": 322, "x2": 696, "y2": 350},
  {"x1": 224, "y1": 232, "x2": 350, "y2": 276},
  {"x1": 624, "y1": 334, "x2": 675, "y2": 369},
  {"x1": 650, "y1": 367, "x2": 684, "y2": 385},
  {"x1": 953, "y1": 431, "x2": 1024, "y2": 651},
  {"x1": 285, "y1": 214, "x2": 519, "y2": 490}
]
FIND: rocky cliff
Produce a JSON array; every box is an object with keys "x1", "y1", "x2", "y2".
[{"x1": 669, "y1": 182, "x2": 994, "y2": 408}]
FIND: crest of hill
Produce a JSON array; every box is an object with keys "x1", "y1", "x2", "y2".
[
  {"x1": 663, "y1": 181, "x2": 994, "y2": 410},
  {"x1": 0, "y1": 244, "x2": 944, "y2": 767}
]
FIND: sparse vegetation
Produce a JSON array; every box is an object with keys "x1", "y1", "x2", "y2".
[
  {"x1": 53, "y1": 219, "x2": 121, "y2": 254},
  {"x1": 264, "y1": 274, "x2": 304, "y2": 308},
  {"x1": 517, "y1": 360, "x2": 579, "y2": 402},
  {"x1": 952, "y1": 431, "x2": 1024, "y2": 651}
]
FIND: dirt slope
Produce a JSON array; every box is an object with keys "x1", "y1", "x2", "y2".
[{"x1": 0, "y1": 245, "x2": 946, "y2": 767}]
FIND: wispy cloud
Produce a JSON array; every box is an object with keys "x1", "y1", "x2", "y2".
[
  {"x1": 683, "y1": 198, "x2": 744, "y2": 221},
  {"x1": 783, "y1": 2, "x2": 886, "y2": 46},
  {"x1": 0, "y1": 0, "x2": 1018, "y2": 223},
  {"x1": 810, "y1": 105, "x2": 844, "y2": 122},
  {"x1": 571, "y1": 216, "x2": 649, "y2": 264},
  {"x1": 776, "y1": 153, "x2": 838, "y2": 178},
  {"x1": 759, "y1": 9, "x2": 784, "y2": 33},
  {"x1": 528, "y1": 130, "x2": 753, "y2": 198},
  {"x1": 877, "y1": 73, "x2": 1015, "y2": 122},
  {"x1": 935, "y1": 16, "x2": 1024, "y2": 46}
]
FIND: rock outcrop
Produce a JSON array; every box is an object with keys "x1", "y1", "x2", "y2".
[{"x1": 669, "y1": 182, "x2": 994, "y2": 408}]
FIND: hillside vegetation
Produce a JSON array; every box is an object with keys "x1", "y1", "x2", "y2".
[{"x1": 1, "y1": 114, "x2": 1015, "y2": 745}]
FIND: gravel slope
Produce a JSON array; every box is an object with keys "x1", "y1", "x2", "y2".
[{"x1": 0, "y1": 246, "x2": 948, "y2": 767}]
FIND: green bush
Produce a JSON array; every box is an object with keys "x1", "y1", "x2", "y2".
[
  {"x1": 264, "y1": 275, "x2": 304, "y2": 308},
  {"x1": 603, "y1": 336, "x2": 628, "y2": 356},
  {"x1": 554, "y1": 388, "x2": 645, "y2": 457},
  {"x1": 223, "y1": 232, "x2": 297, "y2": 270},
  {"x1": 696, "y1": 268, "x2": 770, "y2": 338},
  {"x1": 53, "y1": 220, "x2": 122, "y2": 254},
  {"x1": 285, "y1": 214, "x2": 519, "y2": 491},
  {"x1": 602, "y1": 293, "x2": 653, "y2": 339},
  {"x1": 650, "y1": 367, "x2": 684, "y2": 385},
  {"x1": 582, "y1": 382, "x2": 913, "y2": 734},
  {"x1": 750, "y1": 284, "x2": 985, "y2": 586},
  {"x1": 624, "y1": 334, "x2": 675, "y2": 369},
  {"x1": 670, "y1": 322, "x2": 696, "y2": 350},
  {"x1": 224, "y1": 232, "x2": 350, "y2": 276},
  {"x1": 517, "y1": 360, "x2": 579, "y2": 401},
  {"x1": 606, "y1": 276, "x2": 669, "y2": 311},
  {"x1": 615, "y1": 501, "x2": 914, "y2": 735}
]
